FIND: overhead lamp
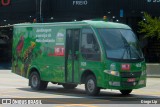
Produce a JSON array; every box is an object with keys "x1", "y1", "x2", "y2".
[{"x1": 50, "y1": 17, "x2": 54, "y2": 20}]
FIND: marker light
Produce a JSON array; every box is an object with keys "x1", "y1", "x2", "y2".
[{"x1": 103, "y1": 16, "x2": 107, "y2": 20}]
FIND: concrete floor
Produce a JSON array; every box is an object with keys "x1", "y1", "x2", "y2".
[{"x1": 0, "y1": 70, "x2": 160, "y2": 107}]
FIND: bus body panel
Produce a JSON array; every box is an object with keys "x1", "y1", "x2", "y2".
[{"x1": 12, "y1": 21, "x2": 146, "y2": 91}]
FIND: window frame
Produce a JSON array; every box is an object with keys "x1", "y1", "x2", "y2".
[{"x1": 80, "y1": 27, "x2": 101, "y2": 61}]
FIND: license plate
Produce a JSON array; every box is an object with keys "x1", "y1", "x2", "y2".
[{"x1": 127, "y1": 78, "x2": 136, "y2": 82}]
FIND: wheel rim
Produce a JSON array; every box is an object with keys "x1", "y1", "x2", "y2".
[
  {"x1": 31, "y1": 75, "x2": 38, "y2": 87},
  {"x1": 87, "y1": 79, "x2": 95, "y2": 92}
]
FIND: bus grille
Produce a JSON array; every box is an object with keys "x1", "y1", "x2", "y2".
[
  {"x1": 121, "y1": 81, "x2": 137, "y2": 87},
  {"x1": 120, "y1": 72, "x2": 141, "y2": 78}
]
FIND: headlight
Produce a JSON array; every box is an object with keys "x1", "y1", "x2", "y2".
[{"x1": 104, "y1": 70, "x2": 120, "y2": 76}]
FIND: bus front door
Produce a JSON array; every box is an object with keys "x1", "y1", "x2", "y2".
[{"x1": 65, "y1": 29, "x2": 80, "y2": 83}]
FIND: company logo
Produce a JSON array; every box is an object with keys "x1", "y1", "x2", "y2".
[
  {"x1": 110, "y1": 63, "x2": 116, "y2": 70},
  {"x1": 56, "y1": 32, "x2": 64, "y2": 45},
  {"x1": 1, "y1": 0, "x2": 11, "y2": 6},
  {"x1": 53, "y1": 46, "x2": 65, "y2": 56},
  {"x1": 121, "y1": 64, "x2": 130, "y2": 71},
  {"x1": 136, "y1": 63, "x2": 141, "y2": 67}
]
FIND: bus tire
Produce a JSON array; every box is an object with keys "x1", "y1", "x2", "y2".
[
  {"x1": 29, "y1": 71, "x2": 48, "y2": 90},
  {"x1": 85, "y1": 75, "x2": 100, "y2": 96},
  {"x1": 120, "y1": 90, "x2": 132, "y2": 95},
  {"x1": 62, "y1": 84, "x2": 77, "y2": 89}
]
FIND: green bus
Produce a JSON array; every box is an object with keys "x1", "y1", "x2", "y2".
[{"x1": 12, "y1": 21, "x2": 146, "y2": 96}]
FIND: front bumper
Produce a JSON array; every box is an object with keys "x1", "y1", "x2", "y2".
[{"x1": 104, "y1": 72, "x2": 146, "y2": 90}]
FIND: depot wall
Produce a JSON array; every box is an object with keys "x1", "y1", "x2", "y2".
[
  {"x1": 147, "y1": 64, "x2": 160, "y2": 77},
  {"x1": 1, "y1": 0, "x2": 160, "y2": 21}
]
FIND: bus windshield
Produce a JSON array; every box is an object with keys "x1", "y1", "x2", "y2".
[{"x1": 98, "y1": 28, "x2": 144, "y2": 61}]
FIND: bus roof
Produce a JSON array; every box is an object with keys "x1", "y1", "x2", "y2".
[
  {"x1": 84, "y1": 20, "x2": 131, "y2": 29},
  {"x1": 14, "y1": 20, "x2": 131, "y2": 29}
]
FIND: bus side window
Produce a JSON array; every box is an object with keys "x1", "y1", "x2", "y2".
[{"x1": 81, "y1": 28, "x2": 100, "y2": 61}]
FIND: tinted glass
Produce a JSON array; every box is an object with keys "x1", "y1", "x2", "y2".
[
  {"x1": 98, "y1": 29, "x2": 144, "y2": 61},
  {"x1": 81, "y1": 28, "x2": 100, "y2": 61}
]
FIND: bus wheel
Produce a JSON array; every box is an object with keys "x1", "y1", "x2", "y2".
[
  {"x1": 85, "y1": 75, "x2": 100, "y2": 96},
  {"x1": 120, "y1": 90, "x2": 132, "y2": 95},
  {"x1": 62, "y1": 84, "x2": 77, "y2": 89},
  {"x1": 29, "y1": 72, "x2": 48, "y2": 90}
]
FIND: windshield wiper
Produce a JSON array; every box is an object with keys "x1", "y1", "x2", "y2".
[
  {"x1": 121, "y1": 43, "x2": 131, "y2": 59},
  {"x1": 120, "y1": 33, "x2": 131, "y2": 59}
]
